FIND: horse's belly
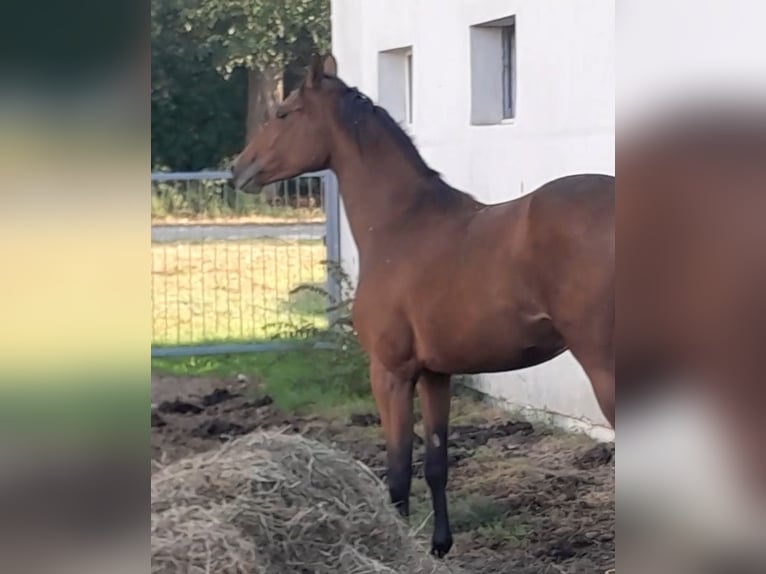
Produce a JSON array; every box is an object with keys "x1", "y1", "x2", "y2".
[{"x1": 416, "y1": 312, "x2": 566, "y2": 375}]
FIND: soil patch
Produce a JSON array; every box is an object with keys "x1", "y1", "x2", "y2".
[{"x1": 151, "y1": 373, "x2": 614, "y2": 573}]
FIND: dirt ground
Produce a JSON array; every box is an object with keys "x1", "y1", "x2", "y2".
[{"x1": 151, "y1": 373, "x2": 614, "y2": 574}]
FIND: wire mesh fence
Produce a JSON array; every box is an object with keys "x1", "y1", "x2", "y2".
[{"x1": 151, "y1": 171, "x2": 340, "y2": 355}]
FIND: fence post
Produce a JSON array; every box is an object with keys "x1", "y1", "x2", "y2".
[{"x1": 324, "y1": 171, "x2": 342, "y2": 324}]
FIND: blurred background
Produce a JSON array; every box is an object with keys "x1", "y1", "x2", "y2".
[
  {"x1": 618, "y1": 1, "x2": 766, "y2": 572},
  {"x1": 0, "y1": 0, "x2": 148, "y2": 571}
]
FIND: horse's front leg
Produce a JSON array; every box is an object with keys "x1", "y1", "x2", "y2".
[
  {"x1": 417, "y1": 371, "x2": 453, "y2": 557},
  {"x1": 369, "y1": 359, "x2": 415, "y2": 516}
]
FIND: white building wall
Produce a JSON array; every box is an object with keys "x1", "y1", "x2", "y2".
[{"x1": 331, "y1": 0, "x2": 614, "y2": 437}]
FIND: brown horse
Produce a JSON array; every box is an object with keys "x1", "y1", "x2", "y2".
[{"x1": 232, "y1": 54, "x2": 614, "y2": 558}]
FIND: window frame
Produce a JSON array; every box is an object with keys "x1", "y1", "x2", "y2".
[
  {"x1": 501, "y1": 23, "x2": 516, "y2": 120},
  {"x1": 377, "y1": 46, "x2": 414, "y2": 127},
  {"x1": 405, "y1": 49, "x2": 414, "y2": 125}
]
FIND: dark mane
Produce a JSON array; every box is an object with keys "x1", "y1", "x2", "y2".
[{"x1": 324, "y1": 77, "x2": 470, "y2": 207}]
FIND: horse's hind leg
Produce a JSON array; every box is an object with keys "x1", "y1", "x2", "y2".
[
  {"x1": 369, "y1": 359, "x2": 415, "y2": 516},
  {"x1": 581, "y1": 362, "x2": 615, "y2": 428},
  {"x1": 417, "y1": 371, "x2": 453, "y2": 557},
  {"x1": 556, "y1": 309, "x2": 615, "y2": 427}
]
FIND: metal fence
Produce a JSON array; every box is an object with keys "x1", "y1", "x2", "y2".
[{"x1": 151, "y1": 170, "x2": 340, "y2": 357}]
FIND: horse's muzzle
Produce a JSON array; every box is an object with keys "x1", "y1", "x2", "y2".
[{"x1": 231, "y1": 159, "x2": 262, "y2": 191}]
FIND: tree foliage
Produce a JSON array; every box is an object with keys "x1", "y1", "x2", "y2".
[
  {"x1": 151, "y1": 0, "x2": 330, "y2": 170},
  {"x1": 152, "y1": 0, "x2": 247, "y2": 170},
  {"x1": 179, "y1": 0, "x2": 330, "y2": 78}
]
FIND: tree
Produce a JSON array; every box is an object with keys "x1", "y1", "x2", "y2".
[
  {"x1": 179, "y1": 0, "x2": 330, "y2": 138},
  {"x1": 151, "y1": 0, "x2": 248, "y2": 170},
  {"x1": 151, "y1": 0, "x2": 330, "y2": 170}
]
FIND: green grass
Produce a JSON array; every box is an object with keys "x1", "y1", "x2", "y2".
[
  {"x1": 152, "y1": 349, "x2": 373, "y2": 416},
  {"x1": 151, "y1": 180, "x2": 325, "y2": 224},
  {"x1": 410, "y1": 491, "x2": 532, "y2": 548},
  {"x1": 152, "y1": 239, "x2": 328, "y2": 345}
]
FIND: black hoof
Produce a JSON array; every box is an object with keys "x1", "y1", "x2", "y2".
[
  {"x1": 431, "y1": 547, "x2": 447, "y2": 559},
  {"x1": 430, "y1": 536, "x2": 453, "y2": 559}
]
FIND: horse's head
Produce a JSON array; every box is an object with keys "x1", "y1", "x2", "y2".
[{"x1": 232, "y1": 54, "x2": 339, "y2": 190}]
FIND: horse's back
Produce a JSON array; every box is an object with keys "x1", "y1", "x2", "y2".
[
  {"x1": 483, "y1": 174, "x2": 614, "y2": 256},
  {"x1": 516, "y1": 173, "x2": 615, "y2": 283},
  {"x1": 527, "y1": 173, "x2": 614, "y2": 221},
  {"x1": 452, "y1": 173, "x2": 614, "y2": 299},
  {"x1": 475, "y1": 173, "x2": 614, "y2": 242}
]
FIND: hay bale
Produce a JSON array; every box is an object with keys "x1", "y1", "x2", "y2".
[{"x1": 152, "y1": 431, "x2": 459, "y2": 574}]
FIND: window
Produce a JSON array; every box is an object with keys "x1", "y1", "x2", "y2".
[
  {"x1": 406, "y1": 51, "x2": 413, "y2": 124},
  {"x1": 378, "y1": 46, "x2": 413, "y2": 126},
  {"x1": 501, "y1": 23, "x2": 516, "y2": 119},
  {"x1": 470, "y1": 16, "x2": 517, "y2": 125}
]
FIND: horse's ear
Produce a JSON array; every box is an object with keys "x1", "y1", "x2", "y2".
[
  {"x1": 323, "y1": 54, "x2": 338, "y2": 77},
  {"x1": 306, "y1": 54, "x2": 325, "y2": 88}
]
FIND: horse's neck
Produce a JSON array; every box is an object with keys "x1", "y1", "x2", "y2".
[
  {"x1": 330, "y1": 148, "x2": 427, "y2": 252},
  {"x1": 328, "y1": 125, "x2": 477, "y2": 254}
]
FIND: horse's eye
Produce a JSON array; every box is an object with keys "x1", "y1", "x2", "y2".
[{"x1": 276, "y1": 109, "x2": 288, "y2": 119}]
